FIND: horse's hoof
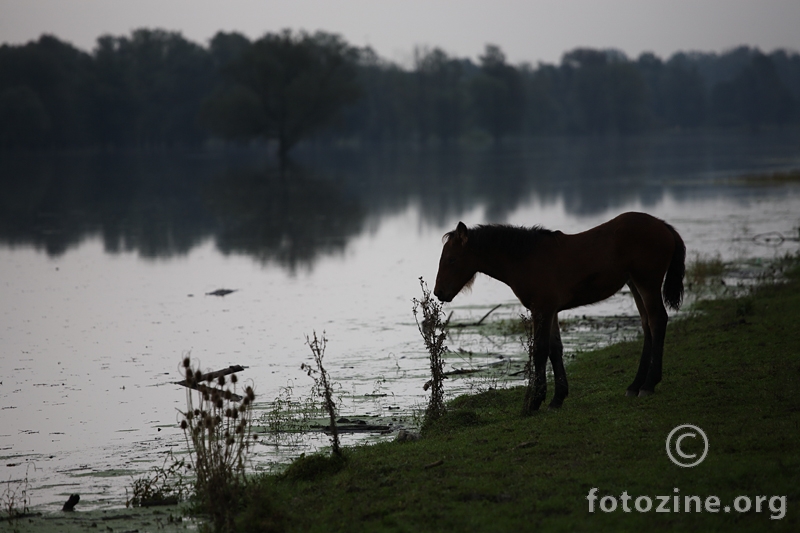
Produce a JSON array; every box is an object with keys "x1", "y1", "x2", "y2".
[
  {"x1": 547, "y1": 401, "x2": 562, "y2": 411},
  {"x1": 625, "y1": 389, "x2": 638, "y2": 397},
  {"x1": 638, "y1": 389, "x2": 654, "y2": 397}
]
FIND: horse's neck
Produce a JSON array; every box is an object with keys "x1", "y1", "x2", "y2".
[{"x1": 476, "y1": 252, "x2": 517, "y2": 288}]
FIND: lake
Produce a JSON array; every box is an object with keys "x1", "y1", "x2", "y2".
[{"x1": 2, "y1": 131, "x2": 800, "y2": 511}]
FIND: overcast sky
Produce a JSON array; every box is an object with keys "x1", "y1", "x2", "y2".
[{"x1": 2, "y1": 0, "x2": 799, "y2": 65}]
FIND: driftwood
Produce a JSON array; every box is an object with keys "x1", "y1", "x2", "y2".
[
  {"x1": 62, "y1": 494, "x2": 80, "y2": 511},
  {"x1": 447, "y1": 304, "x2": 502, "y2": 328},
  {"x1": 313, "y1": 423, "x2": 392, "y2": 434},
  {"x1": 141, "y1": 495, "x2": 179, "y2": 507},
  {"x1": 312, "y1": 418, "x2": 392, "y2": 433},
  {"x1": 175, "y1": 365, "x2": 248, "y2": 402},
  {"x1": 444, "y1": 368, "x2": 481, "y2": 377},
  {"x1": 206, "y1": 288, "x2": 237, "y2": 297}
]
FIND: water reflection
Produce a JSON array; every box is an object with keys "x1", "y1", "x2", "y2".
[
  {"x1": 0, "y1": 152, "x2": 216, "y2": 257},
  {"x1": 1, "y1": 131, "x2": 799, "y2": 266},
  {"x1": 206, "y1": 164, "x2": 364, "y2": 271}
]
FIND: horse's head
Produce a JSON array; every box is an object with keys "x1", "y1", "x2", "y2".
[{"x1": 434, "y1": 221, "x2": 478, "y2": 302}]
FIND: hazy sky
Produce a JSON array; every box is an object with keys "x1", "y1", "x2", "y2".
[{"x1": 1, "y1": 0, "x2": 799, "y2": 65}]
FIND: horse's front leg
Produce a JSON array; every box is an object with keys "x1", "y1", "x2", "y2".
[
  {"x1": 548, "y1": 315, "x2": 568, "y2": 410},
  {"x1": 522, "y1": 310, "x2": 553, "y2": 415}
]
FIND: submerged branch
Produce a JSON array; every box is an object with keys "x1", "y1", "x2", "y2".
[{"x1": 447, "y1": 304, "x2": 502, "y2": 328}]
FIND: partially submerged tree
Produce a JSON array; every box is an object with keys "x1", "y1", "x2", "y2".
[{"x1": 202, "y1": 30, "x2": 361, "y2": 164}]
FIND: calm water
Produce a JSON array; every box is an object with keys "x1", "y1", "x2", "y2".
[{"x1": 2, "y1": 132, "x2": 800, "y2": 511}]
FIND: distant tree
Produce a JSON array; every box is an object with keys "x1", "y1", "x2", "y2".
[
  {"x1": 202, "y1": 30, "x2": 361, "y2": 163},
  {"x1": 91, "y1": 29, "x2": 214, "y2": 148},
  {"x1": 208, "y1": 32, "x2": 251, "y2": 70},
  {"x1": 335, "y1": 47, "x2": 416, "y2": 142},
  {"x1": 769, "y1": 49, "x2": 800, "y2": 122},
  {"x1": 663, "y1": 62, "x2": 706, "y2": 128},
  {"x1": 711, "y1": 52, "x2": 794, "y2": 130},
  {"x1": 470, "y1": 45, "x2": 525, "y2": 142},
  {"x1": 522, "y1": 63, "x2": 562, "y2": 134},
  {"x1": 0, "y1": 86, "x2": 51, "y2": 148},
  {"x1": 0, "y1": 35, "x2": 94, "y2": 148},
  {"x1": 637, "y1": 53, "x2": 706, "y2": 129},
  {"x1": 561, "y1": 48, "x2": 648, "y2": 134},
  {"x1": 91, "y1": 35, "x2": 138, "y2": 146},
  {"x1": 413, "y1": 48, "x2": 468, "y2": 143}
]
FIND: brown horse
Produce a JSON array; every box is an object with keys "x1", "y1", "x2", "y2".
[{"x1": 433, "y1": 212, "x2": 685, "y2": 413}]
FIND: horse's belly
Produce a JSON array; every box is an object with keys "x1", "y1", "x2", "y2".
[{"x1": 559, "y1": 275, "x2": 627, "y2": 311}]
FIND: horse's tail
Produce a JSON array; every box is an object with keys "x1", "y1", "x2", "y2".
[{"x1": 662, "y1": 222, "x2": 686, "y2": 311}]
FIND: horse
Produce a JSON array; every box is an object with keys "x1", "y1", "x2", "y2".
[{"x1": 433, "y1": 212, "x2": 686, "y2": 413}]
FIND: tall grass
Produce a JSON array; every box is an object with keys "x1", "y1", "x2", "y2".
[{"x1": 686, "y1": 254, "x2": 726, "y2": 289}]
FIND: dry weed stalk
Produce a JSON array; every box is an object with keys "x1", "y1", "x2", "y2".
[
  {"x1": 520, "y1": 310, "x2": 537, "y2": 411},
  {"x1": 412, "y1": 277, "x2": 450, "y2": 425},
  {"x1": 302, "y1": 331, "x2": 341, "y2": 457},
  {"x1": 178, "y1": 355, "x2": 256, "y2": 532}
]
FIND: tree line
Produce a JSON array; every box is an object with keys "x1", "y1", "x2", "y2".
[{"x1": 1, "y1": 29, "x2": 799, "y2": 156}]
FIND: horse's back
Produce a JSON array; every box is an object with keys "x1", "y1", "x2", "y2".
[
  {"x1": 547, "y1": 212, "x2": 677, "y2": 309},
  {"x1": 601, "y1": 212, "x2": 677, "y2": 280}
]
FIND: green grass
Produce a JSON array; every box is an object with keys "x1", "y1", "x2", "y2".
[
  {"x1": 736, "y1": 168, "x2": 800, "y2": 185},
  {"x1": 238, "y1": 260, "x2": 800, "y2": 532}
]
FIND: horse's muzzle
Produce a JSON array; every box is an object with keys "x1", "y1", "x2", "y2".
[{"x1": 433, "y1": 287, "x2": 452, "y2": 303}]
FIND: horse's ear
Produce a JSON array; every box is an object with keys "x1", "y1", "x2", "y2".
[{"x1": 456, "y1": 221, "x2": 469, "y2": 245}]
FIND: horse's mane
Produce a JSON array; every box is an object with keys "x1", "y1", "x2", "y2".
[{"x1": 445, "y1": 224, "x2": 558, "y2": 259}]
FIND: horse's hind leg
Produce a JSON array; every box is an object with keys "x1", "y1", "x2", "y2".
[
  {"x1": 637, "y1": 283, "x2": 669, "y2": 396},
  {"x1": 626, "y1": 281, "x2": 653, "y2": 396},
  {"x1": 548, "y1": 315, "x2": 568, "y2": 409}
]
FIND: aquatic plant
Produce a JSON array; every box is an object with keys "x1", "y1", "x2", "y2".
[
  {"x1": 302, "y1": 331, "x2": 341, "y2": 457},
  {"x1": 413, "y1": 277, "x2": 450, "y2": 427},
  {"x1": 2, "y1": 465, "x2": 32, "y2": 523},
  {"x1": 127, "y1": 450, "x2": 188, "y2": 508},
  {"x1": 178, "y1": 355, "x2": 257, "y2": 533},
  {"x1": 261, "y1": 382, "x2": 317, "y2": 445},
  {"x1": 686, "y1": 254, "x2": 726, "y2": 291}
]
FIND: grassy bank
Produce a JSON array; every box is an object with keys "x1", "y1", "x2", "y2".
[{"x1": 237, "y1": 258, "x2": 800, "y2": 532}]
